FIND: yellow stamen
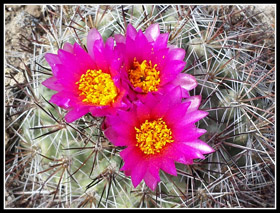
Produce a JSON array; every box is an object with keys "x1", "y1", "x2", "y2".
[
  {"x1": 135, "y1": 118, "x2": 174, "y2": 155},
  {"x1": 76, "y1": 69, "x2": 118, "y2": 106},
  {"x1": 128, "y1": 58, "x2": 160, "y2": 93}
]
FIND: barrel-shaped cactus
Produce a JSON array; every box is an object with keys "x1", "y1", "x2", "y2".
[{"x1": 5, "y1": 5, "x2": 275, "y2": 208}]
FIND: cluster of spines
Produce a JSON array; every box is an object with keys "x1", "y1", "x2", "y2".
[{"x1": 5, "y1": 5, "x2": 274, "y2": 208}]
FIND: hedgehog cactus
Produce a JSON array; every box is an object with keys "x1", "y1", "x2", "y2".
[{"x1": 5, "y1": 5, "x2": 275, "y2": 208}]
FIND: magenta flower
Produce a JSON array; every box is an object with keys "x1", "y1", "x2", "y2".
[
  {"x1": 42, "y1": 29, "x2": 130, "y2": 123},
  {"x1": 114, "y1": 23, "x2": 197, "y2": 100},
  {"x1": 103, "y1": 86, "x2": 215, "y2": 191}
]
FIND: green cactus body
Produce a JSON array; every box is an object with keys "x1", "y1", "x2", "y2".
[{"x1": 5, "y1": 5, "x2": 275, "y2": 208}]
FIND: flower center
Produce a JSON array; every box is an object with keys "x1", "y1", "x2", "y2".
[
  {"x1": 135, "y1": 118, "x2": 174, "y2": 155},
  {"x1": 76, "y1": 69, "x2": 118, "y2": 106},
  {"x1": 128, "y1": 58, "x2": 160, "y2": 93}
]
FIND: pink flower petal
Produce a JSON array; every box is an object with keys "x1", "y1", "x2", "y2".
[
  {"x1": 93, "y1": 45, "x2": 108, "y2": 71},
  {"x1": 89, "y1": 106, "x2": 113, "y2": 117},
  {"x1": 130, "y1": 160, "x2": 147, "y2": 188},
  {"x1": 144, "y1": 172, "x2": 159, "y2": 191},
  {"x1": 135, "y1": 29, "x2": 149, "y2": 44},
  {"x1": 111, "y1": 88, "x2": 130, "y2": 110},
  {"x1": 159, "y1": 83, "x2": 190, "y2": 99},
  {"x1": 139, "y1": 92, "x2": 157, "y2": 109},
  {"x1": 160, "y1": 60, "x2": 186, "y2": 85},
  {"x1": 145, "y1": 23, "x2": 160, "y2": 42},
  {"x1": 53, "y1": 64, "x2": 80, "y2": 88},
  {"x1": 133, "y1": 30, "x2": 151, "y2": 62},
  {"x1": 126, "y1": 24, "x2": 137, "y2": 40},
  {"x1": 147, "y1": 163, "x2": 160, "y2": 182},
  {"x1": 73, "y1": 43, "x2": 96, "y2": 74},
  {"x1": 161, "y1": 85, "x2": 183, "y2": 106},
  {"x1": 111, "y1": 123, "x2": 135, "y2": 139},
  {"x1": 49, "y1": 91, "x2": 79, "y2": 109},
  {"x1": 148, "y1": 48, "x2": 169, "y2": 71},
  {"x1": 120, "y1": 147, "x2": 143, "y2": 171},
  {"x1": 103, "y1": 127, "x2": 118, "y2": 143},
  {"x1": 57, "y1": 50, "x2": 85, "y2": 83},
  {"x1": 104, "y1": 37, "x2": 115, "y2": 64},
  {"x1": 160, "y1": 158, "x2": 177, "y2": 176},
  {"x1": 57, "y1": 49, "x2": 76, "y2": 64},
  {"x1": 179, "y1": 110, "x2": 209, "y2": 126},
  {"x1": 114, "y1": 34, "x2": 126, "y2": 44},
  {"x1": 87, "y1": 28, "x2": 104, "y2": 60},
  {"x1": 120, "y1": 146, "x2": 146, "y2": 187},
  {"x1": 163, "y1": 145, "x2": 192, "y2": 164},
  {"x1": 173, "y1": 150, "x2": 193, "y2": 164},
  {"x1": 63, "y1": 42, "x2": 74, "y2": 53},
  {"x1": 124, "y1": 35, "x2": 137, "y2": 63},
  {"x1": 64, "y1": 106, "x2": 90, "y2": 123},
  {"x1": 173, "y1": 142, "x2": 206, "y2": 160},
  {"x1": 171, "y1": 73, "x2": 198, "y2": 92},
  {"x1": 164, "y1": 101, "x2": 191, "y2": 126},
  {"x1": 103, "y1": 127, "x2": 133, "y2": 146},
  {"x1": 116, "y1": 108, "x2": 139, "y2": 127},
  {"x1": 110, "y1": 57, "x2": 123, "y2": 78},
  {"x1": 173, "y1": 126, "x2": 207, "y2": 142},
  {"x1": 43, "y1": 28, "x2": 129, "y2": 123},
  {"x1": 150, "y1": 96, "x2": 170, "y2": 119},
  {"x1": 183, "y1": 95, "x2": 202, "y2": 113},
  {"x1": 154, "y1": 33, "x2": 169, "y2": 51},
  {"x1": 136, "y1": 101, "x2": 151, "y2": 124},
  {"x1": 167, "y1": 48, "x2": 185, "y2": 61},
  {"x1": 184, "y1": 139, "x2": 215, "y2": 155},
  {"x1": 104, "y1": 114, "x2": 119, "y2": 126},
  {"x1": 105, "y1": 110, "x2": 136, "y2": 142},
  {"x1": 42, "y1": 77, "x2": 63, "y2": 91},
  {"x1": 45, "y1": 53, "x2": 61, "y2": 71}
]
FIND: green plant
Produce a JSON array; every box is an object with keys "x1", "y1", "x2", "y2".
[{"x1": 5, "y1": 5, "x2": 275, "y2": 208}]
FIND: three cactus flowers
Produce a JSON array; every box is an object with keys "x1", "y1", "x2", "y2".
[{"x1": 43, "y1": 23, "x2": 215, "y2": 190}]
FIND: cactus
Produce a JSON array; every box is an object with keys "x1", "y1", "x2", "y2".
[{"x1": 5, "y1": 5, "x2": 275, "y2": 208}]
